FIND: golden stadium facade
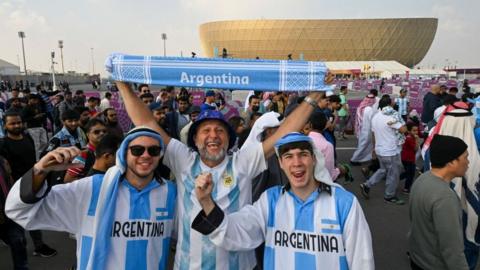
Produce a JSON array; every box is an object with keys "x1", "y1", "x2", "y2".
[{"x1": 199, "y1": 18, "x2": 437, "y2": 67}]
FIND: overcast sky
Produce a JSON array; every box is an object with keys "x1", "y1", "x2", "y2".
[{"x1": 1, "y1": 0, "x2": 478, "y2": 76}]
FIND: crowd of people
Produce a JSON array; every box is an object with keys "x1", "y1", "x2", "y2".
[{"x1": 0, "y1": 75, "x2": 479, "y2": 269}]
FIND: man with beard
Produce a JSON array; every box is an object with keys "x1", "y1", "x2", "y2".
[
  {"x1": 0, "y1": 111, "x2": 57, "y2": 259},
  {"x1": 103, "y1": 108, "x2": 124, "y2": 140},
  {"x1": 6, "y1": 97, "x2": 23, "y2": 114},
  {"x1": 150, "y1": 102, "x2": 169, "y2": 130},
  {"x1": 164, "y1": 96, "x2": 190, "y2": 140},
  {"x1": 242, "y1": 94, "x2": 261, "y2": 127},
  {"x1": 6, "y1": 127, "x2": 176, "y2": 269},
  {"x1": 75, "y1": 106, "x2": 91, "y2": 133},
  {"x1": 117, "y1": 73, "x2": 334, "y2": 270}
]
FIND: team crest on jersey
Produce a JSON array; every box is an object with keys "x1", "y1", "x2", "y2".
[{"x1": 223, "y1": 173, "x2": 234, "y2": 187}]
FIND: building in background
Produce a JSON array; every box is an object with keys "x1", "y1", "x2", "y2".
[
  {"x1": 0, "y1": 59, "x2": 21, "y2": 76},
  {"x1": 199, "y1": 18, "x2": 438, "y2": 68}
]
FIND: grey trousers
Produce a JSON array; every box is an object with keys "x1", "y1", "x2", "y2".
[
  {"x1": 365, "y1": 153, "x2": 402, "y2": 198},
  {"x1": 26, "y1": 127, "x2": 47, "y2": 161}
]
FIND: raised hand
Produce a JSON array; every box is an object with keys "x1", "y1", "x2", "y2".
[
  {"x1": 195, "y1": 173, "x2": 215, "y2": 214},
  {"x1": 324, "y1": 72, "x2": 335, "y2": 84},
  {"x1": 34, "y1": 146, "x2": 83, "y2": 174}
]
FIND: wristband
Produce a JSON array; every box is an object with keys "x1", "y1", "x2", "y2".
[{"x1": 303, "y1": 96, "x2": 318, "y2": 109}]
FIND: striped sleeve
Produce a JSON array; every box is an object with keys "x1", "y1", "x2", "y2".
[
  {"x1": 67, "y1": 151, "x2": 88, "y2": 177},
  {"x1": 207, "y1": 193, "x2": 268, "y2": 251},
  {"x1": 342, "y1": 196, "x2": 374, "y2": 270}
]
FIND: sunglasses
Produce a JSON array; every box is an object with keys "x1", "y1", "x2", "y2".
[
  {"x1": 92, "y1": 129, "x2": 107, "y2": 135},
  {"x1": 129, "y1": 145, "x2": 162, "y2": 157}
]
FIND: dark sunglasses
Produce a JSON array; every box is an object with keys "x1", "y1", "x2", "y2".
[
  {"x1": 129, "y1": 145, "x2": 162, "y2": 157},
  {"x1": 92, "y1": 129, "x2": 107, "y2": 135}
]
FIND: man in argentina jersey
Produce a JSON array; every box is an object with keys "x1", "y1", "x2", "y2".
[
  {"x1": 6, "y1": 127, "x2": 176, "y2": 270},
  {"x1": 116, "y1": 78, "x2": 334, "y2": 270},
  {"x1": 193, "y1": 133, "x2": 374, "y2": 270}
]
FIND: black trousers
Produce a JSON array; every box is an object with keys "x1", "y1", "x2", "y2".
[{"x1": 0, "y1": 219, "x2": 28, "y2": 270}]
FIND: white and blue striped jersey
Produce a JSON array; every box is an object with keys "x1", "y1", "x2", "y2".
[
  {"x1": 6, "y1": 173, "x2": 177, "y2": 270},
  {"x1": 395, "y1": 97, "x2": 409, "y2": 116},
  {"x1": 197, "y1": 185, "x2": 374, "y2": 270},
  {"x1": 164, "y1": 139, "x2": 267, "y2": 270}
]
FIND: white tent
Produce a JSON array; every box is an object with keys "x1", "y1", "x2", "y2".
[{"x1": 0, "y1": 59, "x2": 21, "y2": 75}]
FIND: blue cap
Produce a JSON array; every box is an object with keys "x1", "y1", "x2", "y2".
[
  {"x1": 205, "y1": 90, "x2": 215, "y2": 97},
  {"x1": 149, "y1": 102, "x2": 162, "y2": 111},
  {"x1": 274, "y1": 132, "x2": 312, "y2": 156},
  {"x1": 187, "y1": 110, "x2": 236, "y2": 151}
]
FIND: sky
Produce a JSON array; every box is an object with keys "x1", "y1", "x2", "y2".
[{"x1": 0, "y1": 0, "x2": 478, "y2": 76}]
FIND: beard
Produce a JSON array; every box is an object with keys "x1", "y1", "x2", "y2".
[
  {"x1": 130, "y1": 167, "x2": 154, "y2": 179},
  {"x1": 196, "y1": 139, "x2": 227, "y2": 162},
  {"x1": 7, "y1": 127, "x2": 23, "y2": 136}
]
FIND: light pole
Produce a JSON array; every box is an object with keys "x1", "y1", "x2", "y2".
[
  {"x1": 17, "y1": 31, "x2": 27, "y2": 75},
  {"x1": 161, "y1": 33, "x2": 167, "y2": 57},
  {"x1": 58, "y1": 40, "x2": 65, "y2": 74},
  {"x1": 51, "y1": 51, "x2": 57, "y2": 91},
  {"x1": 90, "y1": 47, "x2": 95, "y2": 74}
]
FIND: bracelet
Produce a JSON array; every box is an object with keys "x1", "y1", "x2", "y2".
[{"x1": 303, "y1": 96, "x2": 318, "y2": 109}]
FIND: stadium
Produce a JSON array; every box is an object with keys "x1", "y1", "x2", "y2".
[{"x1": 199, "y1": 18, "x2": 438, "y2": 68}]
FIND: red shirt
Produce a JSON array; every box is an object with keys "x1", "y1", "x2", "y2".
[
  {"x1": 88, "y1": 109, "x2": 98, "y2": 117},
  {"x1": 67, "y1": 143, "x2": 96, "y2": 177},
  {"x1": 401, "y1": 135, "x2": 417, "y2": 162}
]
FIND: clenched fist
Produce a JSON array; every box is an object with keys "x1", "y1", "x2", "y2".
[{"x1": 195, "y1": 173, "x2": 215, "y2": 215}]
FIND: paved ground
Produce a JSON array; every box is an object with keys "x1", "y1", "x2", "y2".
[{"x1": 1, "y1": 137, "x2": 478, "y2": 269}]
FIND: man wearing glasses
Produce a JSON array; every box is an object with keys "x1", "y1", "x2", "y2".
[
  {"x1": 64, "y1": 118, "x2": 108, "y2": 182},
  {"x1": 138, "y1": 84, "x2": 151, "y2": 95},
  {"x1": 116, "y1": 73, "x2": 334, "y2": 270},
  {"x1": 5, "y1": 126, "x2": 177, "y2": 270}
]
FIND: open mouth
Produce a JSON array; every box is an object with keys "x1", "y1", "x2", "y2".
[
  {"x1": 291, "y1": 171, "x2": 306, "y2": 179},
  {"x1": 206, "y1": 142, "x2": 220, "y2": 150},
  {"x1": 137, "y1": 161, "x2": 153, "y2": 169}
]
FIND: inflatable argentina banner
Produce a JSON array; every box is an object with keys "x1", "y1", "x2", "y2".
[{"x1": 105, "y1": 53, "x2": 332, "y2": 91}]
